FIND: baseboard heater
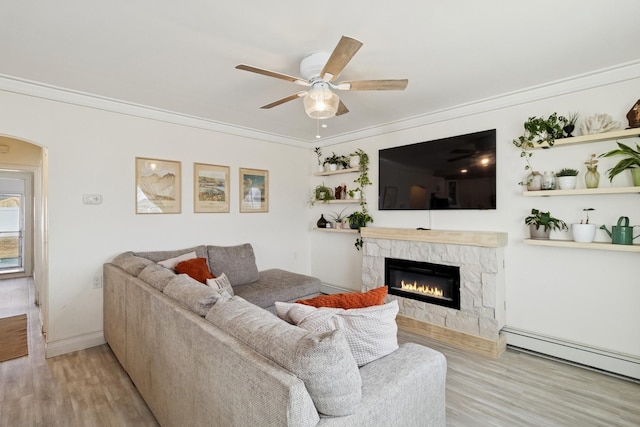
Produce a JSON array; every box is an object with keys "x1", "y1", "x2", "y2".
[{"x1": 503, "y1": 327, "x2": 640, "y2": 381}]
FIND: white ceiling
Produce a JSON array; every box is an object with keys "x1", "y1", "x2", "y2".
[{"x1": 2, "y1": 1, "x2": 640, "y2": 146}]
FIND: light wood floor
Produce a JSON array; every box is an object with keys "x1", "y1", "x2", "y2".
[{"x1": 1, "y1": 277, "x2": 639, "y2": 427}]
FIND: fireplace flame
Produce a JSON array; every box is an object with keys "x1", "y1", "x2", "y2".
[{"x1": 400, "y1": 280, "x2": 444, "y2": 298}]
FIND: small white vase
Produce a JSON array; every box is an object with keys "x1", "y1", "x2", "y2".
[
  {"x1": 557, "y1": 176, "x2": 577, "y2": 190},
  {"x1": 571, "y1": 223, "x2": 596, "y2": 243},
  {"x1": 349, "y1": 155, "x2": 360, "y2": 168},
  {"x1": 317, "y1": 165, "x2": 325, "y2": 172},
  {"x1": 327, "y1": 163, "x2": 338, "y2": 172}
]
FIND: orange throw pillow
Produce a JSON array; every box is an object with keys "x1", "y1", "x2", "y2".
[
  {"x1": 296, "y1": 286, "x2": 387, "y2": 309},
  {"x1": 175, "y1": 258, "x2": 214, "y2": 284}
]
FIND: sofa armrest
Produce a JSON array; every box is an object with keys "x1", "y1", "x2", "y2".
[{"x1": 317, "y1": 343, "x2": 447, "y2": 427}]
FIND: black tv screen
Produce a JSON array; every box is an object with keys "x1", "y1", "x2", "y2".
[{"x1": 378, "y1": 129, "x2": 496, "y2": 210}]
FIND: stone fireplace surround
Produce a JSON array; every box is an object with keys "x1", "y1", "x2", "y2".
[{"x1": 361, "y1": 227, "x2": 507, "y2": 358}]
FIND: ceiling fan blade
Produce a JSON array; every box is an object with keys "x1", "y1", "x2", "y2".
[
  {"x1": 339, "y1": 79, "x2": 409, "y2": 91},
  {"x1": 236, "y1": 64, "x2": 309, "y2": 85},
  {"x1": 336, "y1": 100, "x2": 349, "y2": 116},
  {"x1": 320, "y1": 36, "x2": 363, "y2": 81},
  {"x1": 260, "y1": 92, "x2": 306, "y2": 109}
]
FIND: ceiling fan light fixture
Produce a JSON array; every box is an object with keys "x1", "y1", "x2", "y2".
[{"x1": 303, "y1": 82, "x2": 339, "y2": 119}]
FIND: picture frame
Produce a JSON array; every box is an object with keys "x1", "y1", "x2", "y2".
[
  {"x1": 135, "y1": 157, "x2": 181, "y2": 214},
  {"x1": 194, "y1": 163, "x2": 230, "y2": 213},
  {"x1": 239, "y1": 168, "x2": 268, "y2": 213}
]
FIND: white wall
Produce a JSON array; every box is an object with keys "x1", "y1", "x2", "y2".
[
  {"x1": 322, "y1": 74, "x2": 640, "y2": 360},
  {"x1": 0, "y1": 89, "x2": 313, "y2": 354}
]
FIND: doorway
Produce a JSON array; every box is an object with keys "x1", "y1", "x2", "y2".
[{"x1": 0, "y1": 173, "x2": 33, "y2": 276}]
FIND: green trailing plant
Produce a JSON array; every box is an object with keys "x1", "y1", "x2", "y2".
[
  {"x1": 556, "y1": 168, "x2": 579, "y2": 177},
  {"x1": 309, "y1": 183, "x2": 334, "y2": 205},
  {"x1": 524, "y1": 208, "x2": 568, "y2": 232},
  {"x1": 347, "y1": 149, "x2": 373, "y2": 250},
  {"x1": 513, "y1": 113, "x2": 568, "y2": 185},
  {"x1": 347, "y1": 211, "x2": 374, "y2": 250},
  {"x1": 598, "y1": 141, "x2": 640, "y2": 182}
]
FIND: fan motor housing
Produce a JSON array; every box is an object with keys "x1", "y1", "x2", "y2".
[{"x1": 300, "y1": 52, "x2": 330, "y2": 79}]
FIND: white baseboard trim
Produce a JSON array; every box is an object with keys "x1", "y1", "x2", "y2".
[
  {"x1": 45, "y1": 331, "x2": 106, "y2": 358},
  {"x1": 503, "y1": 327, "x2": 640, "y2": 380}
]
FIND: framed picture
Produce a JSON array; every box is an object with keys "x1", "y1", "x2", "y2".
[
  {"x1": 135, "y1": 157, "x2": 181, "y2": 214},
  {"x1": 194, "y1": 163, "x2": 230, "y2": 213},
  {"x1": 239, "y1": 168, "x2": 268, "y2": 213}
]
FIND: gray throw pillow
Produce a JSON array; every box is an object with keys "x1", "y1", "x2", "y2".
[
  {"x1": 206, "y1": 244, "x2": 259, "y2": 286},
  {"x1": 138, "y1": 264, "x2": 177, "y2": 292},
  {"x1": 163, "y1": 274, "x2": 220, "y2": 317},
  {"x1": 112, "y1": 252, "x2": 154, "y2": 277},
  {"x1": 205, "y1": 296, "x2": 362, "y2": 416}
]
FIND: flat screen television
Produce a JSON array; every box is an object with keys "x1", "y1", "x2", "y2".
[{"x1": 378, "y1": 129, "x2": 496, "y2": 210}]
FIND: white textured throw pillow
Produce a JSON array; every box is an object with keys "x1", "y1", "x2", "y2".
[
  {"x1": 157, "y1": 251, "x2": 197, "y2": 270},
  {"x1": 275, "y1": 300, "x2": 399, "y2": 366},
  {"x1": 206, "y1": 273, "x2": 234, "y2": 298}
]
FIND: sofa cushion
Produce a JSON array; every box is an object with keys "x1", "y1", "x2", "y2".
[
  {"x1": 175, "y1": 258, "x2": 214, "y2": 283},
  {"x1": 163, "y1": 274, "x2": 220, "y2": 316},
  {"x1": 276, "y1": 300, "x2": 399, "y2": 367},
  {"x1": 138, "y1": 263, "x2": 177, "y2": 292},
  {"x1": 205, "y1": 296, "x2": 362, "y2": 416},
  {"x1": 206, "y1": 244, "x2": 259, "y2": 286},
  {"x1": 232, "y1": 269, "x2": 321, "y2": 309},
  {"x1": 206, "y1": 273, "x2": 234, "y2": 297},
  {"x1": 296, "y1": 286, "x2": 387, "y2": 309},
  {"x1": 112, "y1": 252, "x2": 155, "y2": 277},
  {"x1": 134, "y1": 245, "x2": 208, "y2": 264}
]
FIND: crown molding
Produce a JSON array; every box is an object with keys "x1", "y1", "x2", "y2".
[{"x1": 2, "y1": 60, "x2": 639, "y2": 149}]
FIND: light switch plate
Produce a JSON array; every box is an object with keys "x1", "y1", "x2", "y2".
[{"x1": 82, "y1": 194, "x2": 103, "y2": 205}]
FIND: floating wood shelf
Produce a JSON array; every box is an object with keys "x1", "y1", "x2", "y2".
[
  {"x1": 313, "y1": 199, "x2": 361, "y2": 204},
  {"x1": 523, "y1": 186, "x2": 639, "y2": 196},
  {"x1": 533, "y1": 128, "x2": 640, "y2": 149},
  {"x1": 313, "y1": 227, "x2": 359, "y2": 234},
  {"x1": 313, "y1": 167, "x2": 360, "y2": 176},
  {"x1": 523, "y1": 239, "x2": 640, "y2": 252}
]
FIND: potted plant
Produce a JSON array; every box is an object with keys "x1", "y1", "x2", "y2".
[
  {"x1": 309, "y1": 183, "x2": 334, "y2": 205},
  {"x1": 348, "y1": 210, "x2": 373, "y2": 250},
  {"x1": 323, "y1": 152, "x2": 342, "y2": 171},
  {"x1": 563, "y1": 112, "x2": 580, "y2": 137},
  {"x1": 524, "y1": 208, "x2": 568, "y2": 240},
  {"x1": 571, "y1": 208, "x2": 596, "y2": 243},
  {"x1": 556, "y1": 168, "x2": 579, "y2": 190},
  {"x1": 598, "y1": 141, "x2": 640, "y2": 186},
  {"x1": 313, "y1": 147, "x2": 324, "y2": 172},
  {"x1": 328, "y1": 208, "x2": 349, "y2": 229},
  {"x1": 513, "y1": 113, "x2": 567, "y2": 189}
]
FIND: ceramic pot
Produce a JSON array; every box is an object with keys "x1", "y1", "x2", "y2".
[
  {"x1": 529, "y1": 224, "x2": 550, "y2": 240},
  {"x1": 571, "y1": 223, "x2": 596, "y2": 243},
  {"x1": 327, "y1": 163, "x2": 338, "y2": 172},
  {"x1": 632, "y1": 168, "x2": 640, "y2": 186},
  {"x1": 557, "y1": 176, "x2": 578, "y2": 190},
  {"x1": 349, "y1": 155, "x2": 360, "y2": 168},
  {"x1": 526, "y1": 171, "x2": 542, "y2": 191},
  {"x1": 585, "y1": 165, "x2": 600, "y2": 188}
]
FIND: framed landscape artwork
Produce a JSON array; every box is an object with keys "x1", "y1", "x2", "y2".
[
  {"x1": 194, "y1": 163, "x2": 230, "y2": 213},
  {"x1": 239, "y1": 168, "x2": 268, "y2": 213},
  {"x1": 135, "y1": 157, "x2": 181, "y2": 214}
]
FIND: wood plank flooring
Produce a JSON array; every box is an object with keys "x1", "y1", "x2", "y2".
[{"x1": 1, "y1": 277, "x2": 639, "y2": 426}]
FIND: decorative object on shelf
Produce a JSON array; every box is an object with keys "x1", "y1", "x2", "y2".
[
  {"x1": 555, "y1": 168, "x2": 579, "y2": 190},
  {"x1": 584, "y1": 154, "x2": 600, "y2": 188},
  {"x1": 524, "y1": 208, "x2": 568, "y2": 240},
  {"x1": 135, "y1": 157, "x2": 181, "y2": 214},
  {"x1": 349, "y1": 154, "x2": 360, "y2": 168},
  {"x1": 512, "y1": 113, "x2": 567, "y2": 186},
  {"x1": 525, "y1": 171, "x2": 542, "y2": 191},
  {"x1": 571, "y1": 208, "x2": 596, "y2": 243},
  {"x1": 316, "y1": 214, "x2": 329, "y2": 228},
  {"x1": 542, "y1": 171, "x2": 556, "y2": 190},
  {"x1": 334, "y1": 185, "x2": 343, "y2": 200},
  {"x1": 323, "y1": 152, "x2": 342, "y2": 171},
  {"x1": 600, "y1": 216, "x2": 640, "y2": 245},
  {"x1": 314, "y1": 147, "x2": 324, "y2": 172},
  {"x1": 580, "y1": 113, "x2": 621, "y2": 135},
  {"x1": 328, "y1": 208, "x2": 349, "y2": 229},
  {"x1": 240, "y1": 168, "x2": 269, "y2": 213},
  {"x1": 562, "y1": 112, "x2": 580, "y2": 137},
  {"x1": 626, "y1": 99, "x2": 640, "y2": 129},
  {"x1": 194, "y1": 163, "x2": 230, "y2": 213},
  {"x1": 598, "y1": 141, "x2": 640, "y2": 186}
]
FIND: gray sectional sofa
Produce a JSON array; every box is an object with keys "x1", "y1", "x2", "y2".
[{"x1": 103, "y1": 244, "x2": 447, "y2": 426}]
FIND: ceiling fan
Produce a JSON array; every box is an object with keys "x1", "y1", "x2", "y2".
[{"x1": 235, "y1": 36, "x2": 408, "y2": 119}]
